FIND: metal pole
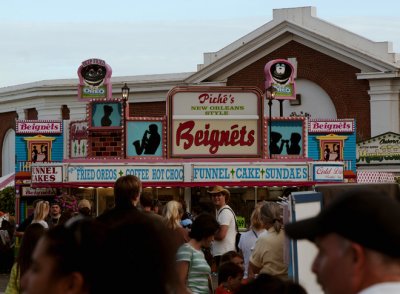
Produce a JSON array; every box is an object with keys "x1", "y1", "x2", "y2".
[{"x1": 268, "y1": 99, "x2": 273, "y2": 159}]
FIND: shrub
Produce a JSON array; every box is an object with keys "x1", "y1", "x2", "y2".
[{"x1": 0, "y1": 186, "x2": 15, "y2": 215}]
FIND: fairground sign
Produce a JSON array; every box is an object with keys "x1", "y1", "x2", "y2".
[
  {"x1": 167, "y1": 86, "x2": 263, "y2": 158},
  {"x1": 357, "y1": 132, "x2": 400, "y2": 165},
  {"x1": 264, "y1": 59, "x2": 296, "y2": 100}
]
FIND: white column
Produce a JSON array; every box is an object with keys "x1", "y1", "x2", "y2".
[
  {"x1": 368, "y1": 79, "x2": 400, "y2": 136},
  {"x1": 67, "y1": 103, "x2": 87, "y2": 120},
  {"x1": 36, "y1": 104, "x2": 61, "y2": 120},
  {"x1": 15, "y1": 108, "x2": 25, "y2": 120}
]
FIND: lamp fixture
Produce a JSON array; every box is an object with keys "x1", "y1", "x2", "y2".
[{"x1": 121, "y1": 83, "x2": 130, "y2": 100}]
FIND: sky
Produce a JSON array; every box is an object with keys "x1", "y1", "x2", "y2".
[{"x1": 1, "y1": 0, "x2": 400, "y2": 88}]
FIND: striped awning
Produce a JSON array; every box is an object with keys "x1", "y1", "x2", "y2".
[{"x1": 0, "y1": 173, "x2": 14, "y2": 190}]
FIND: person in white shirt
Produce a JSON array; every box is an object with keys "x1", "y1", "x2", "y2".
[
  {"x1": 286, "y1": 189, "x2": 400, "y2": 294},
  {"x1": 209, "y1": 186, "x2": 237, "y2": 269},
  {"x1": 238, "y1": 201, "x2": 267, "y2": 281}
]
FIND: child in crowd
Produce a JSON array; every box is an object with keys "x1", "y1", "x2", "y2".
[
  {"x1": 236, "y1": 273, "x2": 307, "y2": 294},
  {"x1": 220, "y1": 250, "x2": 245, "y2": 271},
  {"x1": 215, "y1": 261, "x2": 244, "y2": 294}
]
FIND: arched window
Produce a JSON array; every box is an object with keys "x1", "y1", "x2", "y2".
[
  {"x1": 2, "y1": 128, "x2": 15, "y2": 176},
  {"x1": 61, "y1": 105, "x2": 70, "y2": 120}
]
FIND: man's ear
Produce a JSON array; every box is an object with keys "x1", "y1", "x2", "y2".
[
  {"x1": 64, "y1": 272, "x2": 86, "y2": 294},
  {"x1": 350, "y1": 242, "x2": 366, "y2": 271},
  {"x1": 132, "y1": 193, "x2": 140, "y2": 207}
]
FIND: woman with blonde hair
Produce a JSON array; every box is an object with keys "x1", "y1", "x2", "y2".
[
  {"x1": 31, "y1": 200, "x2": 50, "y2": 229},
  {"x1": 238, "y1": 201, "x2": 267, "y2": 281},
  {"x1": 163, "y1": 200, "x2": 189, "y2": 251}
]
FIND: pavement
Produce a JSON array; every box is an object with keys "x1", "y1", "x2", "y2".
[{"x1": 0, "y1": 273, "x2": 9, "y2": 293}]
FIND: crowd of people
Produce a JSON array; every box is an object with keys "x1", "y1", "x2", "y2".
[
  {"x1": 4, "y1": 177, "x2": 302, "y2": 294},
  {"x1": 3, "y1": 175, "x2": 398, "y2": 294}
]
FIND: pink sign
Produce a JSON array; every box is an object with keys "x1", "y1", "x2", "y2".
[
  {"x1": 16, "y1": 120, "x2": 63, "y2": 134},
  {"x1": 309, "y1": 119, "x2": 355, "y2": 133},
  {"x1": 264, "y1": 59, "x2": 296, "y2": 100}
]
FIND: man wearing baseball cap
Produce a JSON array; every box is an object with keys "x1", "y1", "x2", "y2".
[{"x1": 285, "y1": 189, "x2": 400, "y2": 294}]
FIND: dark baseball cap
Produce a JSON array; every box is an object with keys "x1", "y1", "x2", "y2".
[{"x1": 285, "y1": 189, "x2": 400, "y2": 258}]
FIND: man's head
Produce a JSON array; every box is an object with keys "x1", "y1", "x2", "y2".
[
  {"x1": 114, "y1": 175, "x2": 142, "y2": 208},
  {"x1": 286, "y1": 189, "x2": 400, "y2": 294},
  {"x1": 208, "y1": 186, "x2": 230, "y2": 209},
  {"x1": 50, "y1": 202, "x2": 62, "y2": 217},
  {"x1": 78, "y1": 199, "x2": 92, "y2": 216},
  {"x1": 139, "y1": 191, "x2": 154, "y2": 212}
]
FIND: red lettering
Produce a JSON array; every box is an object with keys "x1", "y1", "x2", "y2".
[
  {"x1": 316, "y1": 167, "x2": 332, "y2": 174},
  {"x1": 175, "y1": 120, "x2": 255, "y2": 154},
  {"x1": 198, "y1": 93, "x2": 233, "y2": 104}
]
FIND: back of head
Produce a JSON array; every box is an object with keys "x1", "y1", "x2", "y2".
[
  {"x1": 189, "y1": 213, "x2": 220, "y2": 241},
  {"x1": 78, "y1": 199, "x2": 92, "y2": 216},
  {"x1": 139, "y1": 191, "x2": 153, "y2": 208},
  {"x1": 32, "y1": 199, "x2": 44, "y2": 209},
  {"x1": 33, "y1": 201, "x2": 50, "y2": 221},
  {"x1": 162, "y1": 200, "x2": 183, "y2": 229},
  {"x1": 78, "y1": 199, "x2": 91, "y2": 211},
  {"x1": 42, "y1": 219, "x2": 106, "y2": 293},
  {"x1": 152, "y1": 199, "x2": 163, "y2": 215},
  {"x1": 218, "y1": 261, "x2": 244, "y2": 285},
  {"x1": 250, "y1": 201, "x2": 266, "y2": 230},
  {"x1": 260, "y1": 202, "x2": 283, "y2": 233},
  {"x1": 94, "y1": 212, "x2": 179, "y2": 293},
  {"x1": 18, "y1": 223, "x2": 46, "y2": 276},
  {"x1": 236, "y1": 273, "x2": 307, "y2": 294},
  {"x1": 113, "y1": 175, "x2": 141, "y2": 208},
  {"x1": 220, "y1": 250, "x2": 243, "y2": 265},
  {"x1": 192, "y1": 201, "x2": 215, "y2": 217}
]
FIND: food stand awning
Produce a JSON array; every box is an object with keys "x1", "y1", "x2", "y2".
[
  {"x1": 29, "y1": 161, "x2": 344, "y2": 189},
  {"x1": 0, "y1": 173, "x2": 14, "y2": 190}
]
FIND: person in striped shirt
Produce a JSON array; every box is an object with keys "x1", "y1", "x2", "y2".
[{"x1": 176, "y1": 213, "x2": 220, "y2": 294}]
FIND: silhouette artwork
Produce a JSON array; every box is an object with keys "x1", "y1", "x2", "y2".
[
  {"x1": 133, "y1": 124, "x2": 161, "y2": 155},
  {"x1": 333, "y1": 144, "x2": 340, "y2": 161},
  {"x1": 32, "y1": 146, "x2": 38, "y2": 163},
  {"x1": 41, "y1": 145, "x2": 48, "y2": 162},
  {"x1": 285, "y1": 132, "x2": 302, "y2": 155},
  {"x1": 269, "y1": 131, "x2": 285, "y2": 155},
  {"x1": 101, "y1": 105, "x2": 113, "y2": 126},
  {"x1": 324, "y1": 145, "x2": 331, "y2": 161}
]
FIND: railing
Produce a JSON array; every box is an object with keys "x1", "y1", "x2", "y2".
[{"x1": 343, "y1": 160, "x2": 353, "y2": 171}]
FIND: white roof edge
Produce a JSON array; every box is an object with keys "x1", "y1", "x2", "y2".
[
  {"x1": 0, "y1": 72, "x2": 194, "y2": 94},
  {"x1": 198, "y1": 6, "x2": 399, "y2": 68}
]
